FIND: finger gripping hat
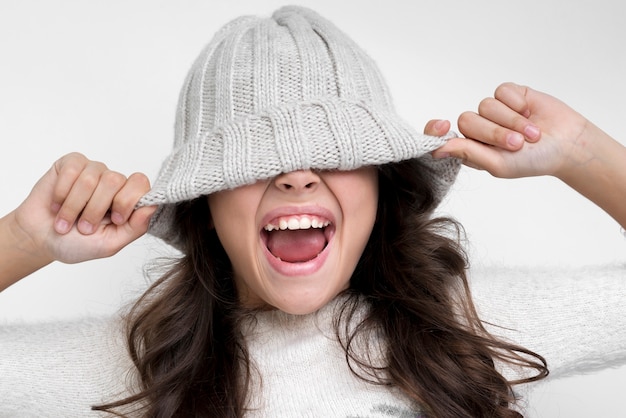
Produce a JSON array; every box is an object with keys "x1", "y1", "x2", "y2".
[{"x1": 139, "y1": 5, "x2": 460, "y2": 248}]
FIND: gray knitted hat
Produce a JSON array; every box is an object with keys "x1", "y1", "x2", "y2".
[{"x1": 139, "y1": 6, "x2": 460, "y2": 248}]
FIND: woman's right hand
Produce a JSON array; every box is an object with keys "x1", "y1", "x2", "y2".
[{"x1": 9, "y1": 153, "x2": 155, "y2": 266}]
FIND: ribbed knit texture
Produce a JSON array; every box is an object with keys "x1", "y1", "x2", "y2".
[{"x1": 138, "y1": 6, "x2": 460, "y2": 248}]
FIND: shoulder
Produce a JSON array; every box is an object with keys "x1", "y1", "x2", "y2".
[
  {"x1": 0, "y1": 315, "x2": 133, "y2": 417},
  {"x1": 469, "y1": 263, "x2": 626, "y2": 379}
]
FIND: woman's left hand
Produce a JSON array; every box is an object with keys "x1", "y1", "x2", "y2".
[
  {"x1": 428, "y1": 83, "x2": 590, "y2": 180},
  {"x1": 425, "y1": 83, "x2": 626, "y2": 228}
]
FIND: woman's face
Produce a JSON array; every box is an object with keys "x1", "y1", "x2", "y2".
[{"x1": 208, "y1": 167, "x2": 378, "y2": 315}]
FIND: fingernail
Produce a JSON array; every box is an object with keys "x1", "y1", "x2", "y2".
[
  {"x1": 111, "y1": 211, "x2": 124, "y2": 224},
  {"x1": 507, "y1": 132, "x2": 524, "y2": 148},
  {"x1": 524, "y1": 124, "x2": 541, "y2": 140},
  {"x1": 434, "y1": 120, "x2": 447, "y2": 131},
  {"x1": 78, "y1": 220, "x2": 93, "y2": 234},
  {"x1": 55, "y1": 219, "x2": 70, "y2": 234}
]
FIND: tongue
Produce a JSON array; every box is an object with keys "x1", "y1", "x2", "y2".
[{"x1": 266, "y1": 229, "x2": 327, "y2": 262}]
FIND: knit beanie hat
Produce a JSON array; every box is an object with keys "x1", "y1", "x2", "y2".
[{"x1": 138, "y1": 5, "x2": 460, "y2": 249}]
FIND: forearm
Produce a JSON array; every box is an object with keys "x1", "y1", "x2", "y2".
[
  {"x1": 0, "y1": 211, "x2": 52, "y2": 291},
  {"x1": 557, "y1": 122, "x2": 626, "y2": 229}
]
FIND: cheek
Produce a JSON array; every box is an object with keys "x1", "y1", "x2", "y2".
[
  {"x1": 212, "y1": 222, "x2": 245, "y2": 262},
  {"x1": 345, "y1": 169, "x2": 379, "y2": 225},
  {"x1": 331, "y1": 168, "x2": 379, "y2": 250},
  {"x1": 353, "y1": 187, "x2": 378, "y2": 248},
  {"x1": 208, "y1": 193, "x2": 255, "y2": 264}
]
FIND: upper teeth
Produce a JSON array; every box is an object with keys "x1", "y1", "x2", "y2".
[{"x1": 264, "y1": 215, "x2": 330, "y2": 232}]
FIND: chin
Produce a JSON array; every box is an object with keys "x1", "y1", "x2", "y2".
[{"x1": 269, "y1": 288, "x2": 342, "y2": 315}]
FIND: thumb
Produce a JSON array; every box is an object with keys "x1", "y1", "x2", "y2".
[
  {"x1": 101, "y1": 205, "x2": 157, "y2": 257},
  {"x1": 125, "y1": 205, "x2": 157, "y2": 240}
]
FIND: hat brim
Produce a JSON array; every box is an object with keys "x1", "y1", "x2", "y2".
[{"x1": 139, "y1": 98, "x2": 460, "y2": 248}]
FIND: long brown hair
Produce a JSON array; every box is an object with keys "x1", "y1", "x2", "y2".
[
  {"x1": 94, "y1": 159, "x2": 547, "y2": 417},
  {"x1": 337, "y1": 159, "x2": 547, "y2": 417}
]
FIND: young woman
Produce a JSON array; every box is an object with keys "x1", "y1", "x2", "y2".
[{"x1": 1, "y1": 6, "x2": 625, "y2": 418}]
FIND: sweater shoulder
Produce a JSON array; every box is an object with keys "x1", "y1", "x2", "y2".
[
  {"x1": 470, "y1": 262, "x2": 626, "y2": 379},
  {"x1": 0, "y1": 315, "x2": 133, "y2": 417}
]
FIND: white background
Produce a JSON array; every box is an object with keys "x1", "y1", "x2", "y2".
[{"x1": 1, "y1": 0, "x2": 625, "y2": 416}]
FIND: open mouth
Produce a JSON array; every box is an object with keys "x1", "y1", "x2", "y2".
[{"x1": 260, "y1": 215, "x2": 334, "y2": 263}]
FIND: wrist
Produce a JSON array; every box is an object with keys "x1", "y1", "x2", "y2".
[
  {"x1": 0, "y1": 210, "x2": 53, "y2": 291},
  {"x1": 553, "y1": 120, "x2": 597, "y2": 182},
  {"x1": 555, "y1": 121, "x2": 626, "y2": 228},
  {"x1": 554, "y1": 119, "x2": 624, "y2": 185}
]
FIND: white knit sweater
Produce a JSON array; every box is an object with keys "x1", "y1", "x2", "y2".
[{"x1": 1, "y1": 264, "x2": 625, "y2": 417}]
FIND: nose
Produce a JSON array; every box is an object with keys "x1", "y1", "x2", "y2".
[{"x1": 274, "y1": 170, "x2": 320, "y2": 193}]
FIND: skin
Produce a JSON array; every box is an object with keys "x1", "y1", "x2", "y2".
[
  {"x1": 208, "y1": 167, "x2": 378, "y2": 315},
  {"x1": 0, "y1": 153, "x2": 155, "y2": 291},
  {"x1": 430, "y1": 82, "x2": 626, "y2": 229}
]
